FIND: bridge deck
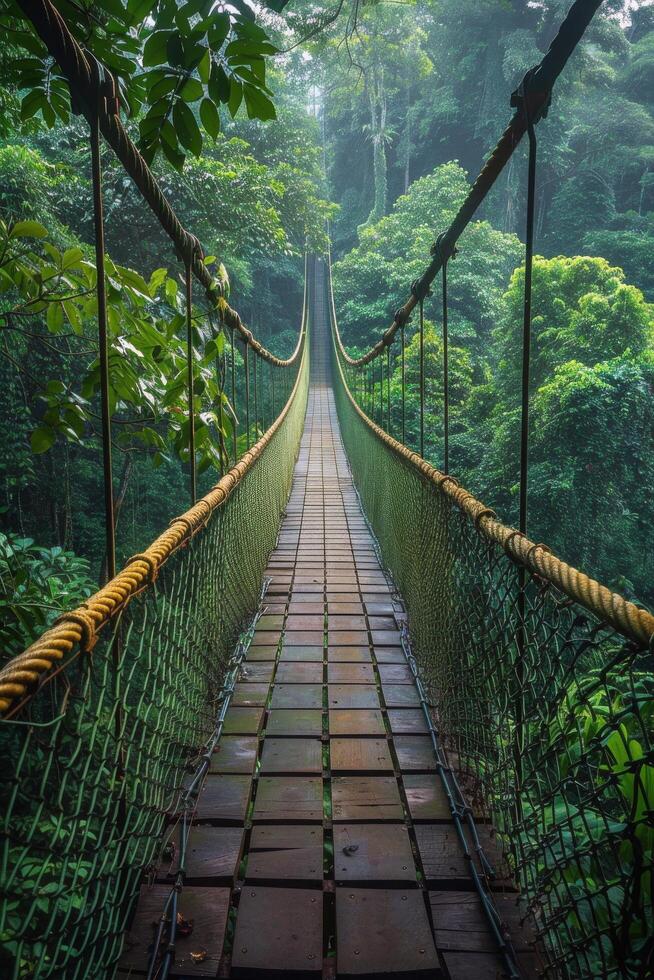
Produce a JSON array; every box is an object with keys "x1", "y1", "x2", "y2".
[{"x1": 119, "y1": 274, "x2": 536, "y2": 978}]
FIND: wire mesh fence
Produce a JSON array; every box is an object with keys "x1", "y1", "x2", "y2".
[
  {"x1": 330, "y1": 270, "x2": 653, "y2": 980},
  {"x1": 0, "y1": 333, "x2": 309, "y2": 979}
]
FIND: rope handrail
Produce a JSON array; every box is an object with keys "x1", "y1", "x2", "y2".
[
  {"x1": 0, "y1": 281, "x2": 309, "y2": 717},
  {"x1": 16, "y1": 0, "x2": 301, "y2": 368},
  {"x1": 333, "y1": 0, "x2": 604, "y2": 368},
  {"x1": 327, "y1": 255, "x2": 654, "y2": 648}
]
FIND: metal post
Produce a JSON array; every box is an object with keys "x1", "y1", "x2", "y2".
[
  {"x1": 185, "y1": 260, "x2": 196, "y2": 504},
  {"x1": 90, "y1": 116, "x2": 116, "y2": 584}
]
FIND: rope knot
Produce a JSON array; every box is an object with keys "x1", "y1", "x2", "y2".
[
  {"x1": 410, "y1": 279, "x2": 431, "y2": 303},
  {"x1": 510, "y1": 65, "x2": 552, "y2": 124},
  {"x1": 430, "y1": 233, "x2": 458, "y2": 262}
]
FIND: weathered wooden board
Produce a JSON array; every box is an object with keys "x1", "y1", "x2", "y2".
[
  {"x1": 231, "y1": 887, "x2": 323, "y2": 976},
  {"x1": 336, "y1": 889, "x2": 439, "y2": 976}
]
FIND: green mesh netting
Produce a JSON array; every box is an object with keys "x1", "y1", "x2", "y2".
[
  {"x1": 0, "y1": 338, "x2": 309, "y2": 979},
  {"x1": 329, "y1": 277, "x2": 653, "y2": 980}
]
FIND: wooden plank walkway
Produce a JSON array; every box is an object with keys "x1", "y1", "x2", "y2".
[{"x1": 120, "y1": 270, "x2": 538, "y2": 979}]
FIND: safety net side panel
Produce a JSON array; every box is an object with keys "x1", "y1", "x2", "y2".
[
  {"x1": 330, "y1": 301, "x2": 653, "y2": 980},
  {"x1": 0, "y1": 338, "x2": 309, "y2": 979}
]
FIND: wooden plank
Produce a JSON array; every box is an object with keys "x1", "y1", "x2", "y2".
[
  {"x1": 221, "y1": 707, "x2": 264, "y2": 736},
  {"x1": 195, "y1": 774, "x2": 252, "y2": 823},
  {"x1": 327, "y1": 663, "x2": 375, "y2": 685},
  {"x1": 271, "y1": 683, "x2": 323, "y2": 709},
  {"x1": 415, "y1": 825, "x2": 469, "y2": 882},
  {"x1": 286, "y1": 614, "x2": 325, "y2": 630},
  {"x1": 239, "y1": 662, "x2": 275, "y2": 683},
  {"x1": 336, "y1": 889, "x2": 439, "y2": 977},
  {"x1": 394, "y1": 736, "x2": 437, "y2": 772},
  {"x1": 377, "y1": 664, "x2": 413, "y2": 684},
  {"x1": 330, "y1": 737, "x2": 393, "y2": 772},
  {"x1": 259, "y1": 738, "x2": 323, "y2": 774},
  {"x1": 210, "y1": 736, "x2": 258, "y2": 774},
  {"x1": 328, "y1": 630, "x2": 370, "y2": 646},
  {"x1": 266, "y1": 709, "x2": 324, "y2": 736},
  {"x1": 251, "y1": 630, "x2": 282, "y2": 646},
  {"x1": 232, "y1": 683, "x2": 270, "y2": 707},
  {"x1": 280, "y1": 645, "x2": 324, "y2": 662},
  {"x1": 119, "y1": 884, "x2": 230, "y2": 976},
  {"x1": 332, "y1": 776, "x2": 404, "y2": 822},
  {"x1": 253, "y1": 776, "x2": 323, "y2": 822},
  {"x1": 373, "y1": 648, "x2": 406, "y2": 664},
  {"x1": 231, "y1": 887, "x2": 322, "y2": 976},
  {"x1": 333, "y1": 824, "x2": 417, "y2": 882},
  {"x1": 328, "y1": 685, "x2": 380, "y2": 709},
  {"x1": 429, "y1": 890, "x2": 540, "y2": 978},
  {"x1": 329, "y1": 709, "x2": 386, "y2": 736},
  {"x1": 247, "y1": 825, "x2": 323, "y2": 882},
  {"x1": 327, "y1": 645, "x2": 372, "y2": 663},
  {"x1": 246, "y1": 645, "x2": 278, "y2": 662},
  {"x1": 370, "y1": 629, "x2": 402, "y2": 647},
  {"x1": 284, "y1": 630, "x2": 325, "y2": 646},
  {"x1": 403, "y1": 774, "x2": 451, "y2": 822},
  {"x1": 275, "y1": 662, "x2": 323, "y2": 684},
  {"x1": 158, "y1": 825, "x2": 244, "y2": 884},
  {"x1": 381, "y1": 684, "x2": 421, "y2": 708},
  {"x1": 387, "y1": 709, "x2": 429, "y2": 734}
]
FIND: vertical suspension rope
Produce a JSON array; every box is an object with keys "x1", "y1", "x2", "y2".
[
  {"x1": 271, "y1": 362, "x2": 275, "y2": 420},
  {"x1": 401, "y1": 323, "x2": 406, "y2": 446},
  {"x1": 515, "y1": 77, "x2": 538, "y2": 808},
  {"x1": 244, "y1": 344, "x2": 250, "y2": 450},
  {"x1": 230, "y1": 325, "x2": 237, "y2": 462},
  {"x1": 254, "y1": 354, "x2": 259, "y2": 439},
  {"x1": 419, "y1": 297, "x2": 425, "y2": 458},
  {"x1": 442, "y1": 260, "x2": 449, "y2": 475},
  {"x1": 519, "y1": 103, "x2": 537, "y2": 538},
  {"x1": 184, "y1": 261, "x2": 196, "y2": 504},
  {"x1": 386, "y1": 345, "x2": 391, "y2": 436},
  {"x1": 90, "y1": 115, "x2": 116, "y2": 584}
]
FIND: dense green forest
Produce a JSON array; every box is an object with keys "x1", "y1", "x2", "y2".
[{"x1": 0, "y1": 0, "x2": 652, "y2": 659}]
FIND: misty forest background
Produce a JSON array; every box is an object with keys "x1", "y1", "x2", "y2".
[{"x1": 1, "y1": 0, "x2": 653, "y2": 660}]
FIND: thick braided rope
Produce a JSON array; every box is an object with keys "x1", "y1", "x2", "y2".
[
  {"x1": 0, "y1": 330, "x2": 307, "y2": 715},
  {"x1": 16, "y1": 0, "x2": 301, "y2": 368},
  {"x1": 333, "y1": 0, "x2": 605, "y2": 368},
  {"x1": 328, "y1": 266, "x2": 654, "y2": 648}
]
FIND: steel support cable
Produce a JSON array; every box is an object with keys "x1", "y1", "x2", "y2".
[
  {"x1": 324, "y1": 252, "x2": 654, "y2": 648},
  {"x1": 330, "y1": 0, "x2": 605, "y2": 369},
  {"x1": 15, "y1": 0, "x2": 302, "y2": 369},
  {"x1": 0, "y1": 287, "x2": 309, "y2": 716}
]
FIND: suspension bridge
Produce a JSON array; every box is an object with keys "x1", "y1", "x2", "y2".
[{"x1": 1, "y1": 1, "x2": 653, "y2": 979}]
